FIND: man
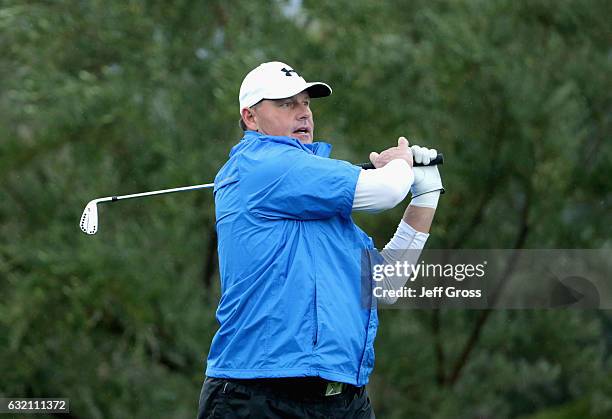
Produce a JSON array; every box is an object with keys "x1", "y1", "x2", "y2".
[{"x1": 197, "y1": 61, "x2": 443, "y2": 418}]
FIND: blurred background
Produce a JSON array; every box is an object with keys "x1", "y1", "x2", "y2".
[{"x1": 1, "y1": 0, "x2": 611, "y2": 418}]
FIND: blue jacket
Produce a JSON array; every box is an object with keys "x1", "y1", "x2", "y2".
[{"x1": 206, "y1": 131, "x2": 378, "y2": 386}]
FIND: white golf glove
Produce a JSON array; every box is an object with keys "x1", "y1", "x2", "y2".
[{"x1": 410, "y1": 145, "x2": 444, "y2": 208}]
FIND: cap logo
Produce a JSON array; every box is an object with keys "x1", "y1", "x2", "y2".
[{"x1": 281, "y1": 68, "x2": 298, "y2": 77}]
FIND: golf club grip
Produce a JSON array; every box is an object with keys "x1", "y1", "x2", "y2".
[{"x1": 357, "y1": 153, "x2": 444, "y2": 170}]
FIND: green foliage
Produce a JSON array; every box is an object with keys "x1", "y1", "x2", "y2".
[{"x1": 1, "y1": 0, "x2": 610, "y2": 417}]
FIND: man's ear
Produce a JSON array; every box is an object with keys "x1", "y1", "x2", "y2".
[{"x1": 241, "y1": 107, "x2": 257, "y2": 131}]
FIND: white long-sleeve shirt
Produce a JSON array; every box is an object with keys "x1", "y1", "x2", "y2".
[
  {"x1": 352, "y1": 159, "x2": 413, "y2": 212},
  {"x1": 377, "y1": 220, "x2": 429, "y2": 304},
  {"x1": 351, "y1": 160, "x2": 429, "y2": 304}
]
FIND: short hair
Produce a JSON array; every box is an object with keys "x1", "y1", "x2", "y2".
[{"x1": 239, "y1": 101, "x2": 262, "y2": 131}]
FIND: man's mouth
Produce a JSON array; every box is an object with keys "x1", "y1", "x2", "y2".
[{"x1": 293, "y1": 127, "x2": 311, "y2": 135}]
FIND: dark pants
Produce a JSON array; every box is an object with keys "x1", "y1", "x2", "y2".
[{"x1": 197, "y1": 376, "x2": 375, "y2": 419}]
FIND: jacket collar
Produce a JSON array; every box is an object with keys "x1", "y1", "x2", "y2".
[{"x1": 235, "y1": 130, "x2": 333, "y2": 158}]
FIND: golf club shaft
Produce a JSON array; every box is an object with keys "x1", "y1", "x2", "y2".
[{"x1": 104, "y1": 183, "x2": 215, "y2": 203}]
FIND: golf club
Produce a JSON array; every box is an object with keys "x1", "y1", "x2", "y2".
[
  {"x1": 80, "y1": 153, "x2": 443, "y2": 235},
  {"x1": 79, "y1": 182, "x2": 214, "y2": 235}
]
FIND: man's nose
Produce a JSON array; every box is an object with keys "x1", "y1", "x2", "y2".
[{"x1": 296, "y1": 104, "x2": 311, "y2": 119}]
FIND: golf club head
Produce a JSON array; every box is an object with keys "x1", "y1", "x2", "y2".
[{"x1": 80, "y1": 200, "x2": 99, "y2": 235}]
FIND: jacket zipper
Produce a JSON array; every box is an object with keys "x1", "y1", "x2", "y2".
[
  {"x1": 312, "y1": 278, "x2": 318, "y2": 346},
  {"x1": 356, "y1": 277, "x2": 375, "y2": 381}
]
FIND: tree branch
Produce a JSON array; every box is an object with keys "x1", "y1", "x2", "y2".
[
  {"x1": 432, "y1": 310, "x2": 446, "y2": 385},
  {"x1": 446, "y1": 187, "x2": 531, "y2": 387}
]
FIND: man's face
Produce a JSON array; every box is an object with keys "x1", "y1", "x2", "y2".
[{"x1": 246, "y1": 91, "x2": 314, "y2": 144}]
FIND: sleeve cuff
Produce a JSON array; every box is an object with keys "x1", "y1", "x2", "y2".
[{"x1": 384, "y1": 219, "x2": 429, "y2": 250}]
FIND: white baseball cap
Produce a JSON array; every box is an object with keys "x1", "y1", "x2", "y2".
[{"x1": 239, "y1": 61, "x2": 332, "y2": 112}]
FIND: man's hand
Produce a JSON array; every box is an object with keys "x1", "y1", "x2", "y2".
[
  {"x1": 410, "y1": 144, "x2": 444, "y2": 208},
  {"x1": 369, "y1": 137, "x2": 413, "y2": 169},
  {"x1": 401, "y1": 144, "x2": 444, "y2": 232},
  {"x1": 410, "y1": 145, "x2": 438, "y2": 166}
]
